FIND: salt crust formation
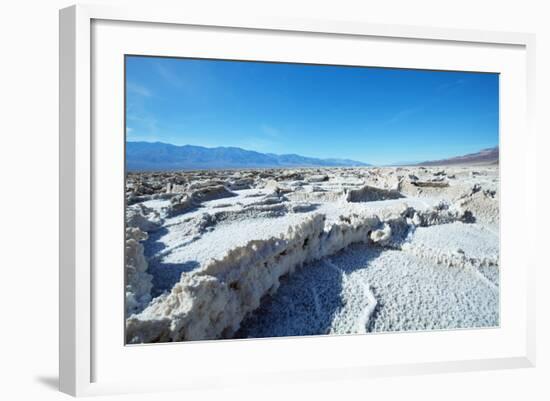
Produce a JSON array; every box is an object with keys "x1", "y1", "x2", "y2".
[
  {"x1": 124, "y1": 165, "x2": 499, "y2": 342},
  {"x1": 125, "y1": 227, "x2": 153, "y2": 316},
  {"x1": 126, "y1": 200, "x2": 471, "y2": 343}
]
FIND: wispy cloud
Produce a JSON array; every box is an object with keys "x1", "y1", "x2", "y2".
[
  {"x1": 126, "y1": 82, "x2": 152, "y2": 97},
  {"x1": 238, "y1": 136, "x2": 281, "y2": 153},
  {"x1": 154, "y1": 62, "x2": 185, "y2": 88},
  {"x1": 386, "y1": 105, "x2": 425, "y2": 125},
  {"x1": 436, "y1": 78, "x2": 468, "y2": 93},
  {"x1": 127, "y1": 113, "x2": 159, "y2": 136},
  {"x1": 383, "y1": 77, "x2": 470, "y2": 127},
  {"x1": 260, "y1": 124, "x2": 280, "y2": 138},
  {"x1": 235, "y1": 124, "x2": 286, "y2": 152}
]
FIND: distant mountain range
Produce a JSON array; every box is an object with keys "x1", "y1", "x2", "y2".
[
  {"x1": 126, "y1": 141, "x2": 371, "y2": 171},
  {"x1": 415, "y1": 146, "x2": 499, "y2": 166}
]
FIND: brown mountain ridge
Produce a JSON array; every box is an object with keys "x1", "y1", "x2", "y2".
[{"x1": 416, "y1": 146, "x2": 498, "y2": 166}]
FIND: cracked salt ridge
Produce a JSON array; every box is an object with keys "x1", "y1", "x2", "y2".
[
  {"x1": 143, "y1": 189, "x2": 320, "y2": 295},
  {"x1": 142, "y1": 187, "x2": 440, "y2": 296},
  {"x1": 126, "y1": 209, "x2": 389, "y2": 343},
  {"x1": 126, "y1": 199, "x2": 474, "y2": 343},
  {"x1": 237, "y1": 224, "x2": 499, "y2": 338}
]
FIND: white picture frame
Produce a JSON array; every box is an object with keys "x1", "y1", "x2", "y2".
[{"x1": 59, "y1": 4, "x2": 536, "y2": 397}]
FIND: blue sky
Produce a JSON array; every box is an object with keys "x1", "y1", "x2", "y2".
[{"x1": 126, "y1": 56, "x2": 498, "y2": 165}]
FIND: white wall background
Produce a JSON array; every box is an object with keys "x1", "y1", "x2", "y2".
[{"x1": 0, "y1": 0, "x2": 547, "y2": 400}]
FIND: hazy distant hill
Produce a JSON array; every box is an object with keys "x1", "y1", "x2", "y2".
[
  {"x1": 126, "y1": 141, "x2": 371, "y2": 171},
  {"x1": 416, "y1": 147, "x2": 499, "y2": 166}
]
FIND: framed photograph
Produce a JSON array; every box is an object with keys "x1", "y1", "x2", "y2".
[{"x1": 59, "y1": 4, "x2": 536, "y2": 396}]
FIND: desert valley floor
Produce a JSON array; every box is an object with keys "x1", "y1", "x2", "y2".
[{"x1": 124, "y1": 165, "x2": 499, "y2": 343}]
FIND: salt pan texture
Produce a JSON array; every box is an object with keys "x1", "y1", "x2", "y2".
[{"x1": 124, "y1": 165, "x2": 499, "y2": 343}]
